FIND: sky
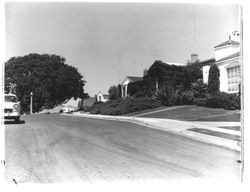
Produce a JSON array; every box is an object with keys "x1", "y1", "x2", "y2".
[{"x1": 5, "y1": 2, "x2": 240, "y2": 97}]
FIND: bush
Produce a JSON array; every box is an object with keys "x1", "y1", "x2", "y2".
[
  {"x1": 193, "y1": 92, "x2": 240, "y2": 110},
  {"x1": 193, "y1": 97, "x2": 207, "y2": 106},
  {"x1": 190, "y1": 79, "x2": 208, "y2": 98},
  {"x1": 205, "y1": 92, "x2": 240, "y2": 110},
  {"x1": 88, "y1": 97, "x2": 161, "y2": 115},
  {"x1": 177, "y1": 90, "x2": 194, "y2": 105},
  {"x1": 153, "y1": 83, "x2": 179, "y2": 106}
]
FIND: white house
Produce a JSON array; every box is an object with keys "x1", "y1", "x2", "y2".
[
  {"x1": 96, "y1": 92, "x2": 109, "y2": 102},
  {"x1": 202, "y1": 34, "x2": 241, "y2": 93},
  {"x1": 121, "y1": 76, "x2": 143, "y2": 98}
]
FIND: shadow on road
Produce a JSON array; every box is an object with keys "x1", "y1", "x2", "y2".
[{"x1": 4, "y1": 120, "x2": 25, "y2": 125}]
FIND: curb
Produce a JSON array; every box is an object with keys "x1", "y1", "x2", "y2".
[{"x1": 61, "y1": 113, "x2": 241, "y2": 152}]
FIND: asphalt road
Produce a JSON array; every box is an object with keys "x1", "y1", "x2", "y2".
[{"x1": 5, "y1": 114, "x2": 241, "y2": 183}]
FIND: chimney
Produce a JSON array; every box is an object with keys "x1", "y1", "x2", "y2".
[
  {"x1": 143, "y1": 68, "x2": 148, "y2": 77},
  {"x1": 191, "y1": 54, "x2": 199, "y2": 64}
]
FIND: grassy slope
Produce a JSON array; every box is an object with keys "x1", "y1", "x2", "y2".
[{"x1": 127, "y1": 105, "x2": 240, "y2": 122}]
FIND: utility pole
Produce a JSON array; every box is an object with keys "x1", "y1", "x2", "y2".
[
  {"x1": 30, "y1": 92, "x2": 33, "y2": 114},
  {"x1": 116, "y1": 51, "x2": 123, "y2": 84}
]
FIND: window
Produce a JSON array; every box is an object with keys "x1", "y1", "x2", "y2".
[
  {"x1": 227, "y1": 66, "x2": 240, "y2": 92},
  {"x1": 5, "y1": 95, "x2": 17, "y2": 102}
]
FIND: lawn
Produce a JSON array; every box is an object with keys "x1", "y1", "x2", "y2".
[{"x1": 129, "y1": 105, "x2": 241, "y2": 122}]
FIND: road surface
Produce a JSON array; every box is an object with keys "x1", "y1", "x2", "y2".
[{"x1": 4, "y1": 114, "x2": 241, "y2": 183}]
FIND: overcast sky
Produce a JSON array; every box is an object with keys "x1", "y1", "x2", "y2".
[{"x1": 5, "y1": 2, "x2": 240, "y2": 96}]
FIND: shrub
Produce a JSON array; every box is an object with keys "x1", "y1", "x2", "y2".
[
  {"x1": 193, "y1": 97, "x2": 207, "y2": 107},
  {"x1": 208, "y1": 64, "x2": 220, "y2": 94},
  {"x1": 205, "y1": 92, "x2": 240, "y2": 110},
  {"x1": 177, "y1": 90, "x2": 194, "y2": 105},
  {"x1": 193, "y1": 92, "x2": 240, "y2": 110},
  {"x1": 190, "y1": 79, "x2": 208, "y2": 98},
  {"x1": 153, "y1": 83, "x2": 178, "y2": 106}
]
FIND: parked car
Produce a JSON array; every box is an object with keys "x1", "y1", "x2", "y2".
[
  {"x1": 63, "y1": 107, "x2": 75, "y2": 113},
  {"x1": 4, "y1": 93, "x2": 21, "y2": 122}
]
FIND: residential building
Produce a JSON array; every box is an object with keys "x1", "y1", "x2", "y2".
[
  {"x1": 96, "y1": 92, "x2": 109, "y2": 102},
  {"x1": 202, "y1": 34, "x2": 241, "y2": 93},
  {"x1": 121, "y1": 76, "x2": 143, "y2": 98}
]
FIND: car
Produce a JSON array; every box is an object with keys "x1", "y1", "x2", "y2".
[
  {"x1": 63, "y1": 106, "x2": 75, "y2": 113},
  {"x1": 4, "y1": 93, "x2": 21, "y2": 122}
]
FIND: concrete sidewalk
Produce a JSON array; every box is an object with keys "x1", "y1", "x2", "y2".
[{"x1": 62, "y1": 112, "x2": 241, "y2": 151}]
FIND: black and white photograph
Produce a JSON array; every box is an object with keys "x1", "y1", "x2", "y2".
[{"x1": 0, "y1": 0, "x2": 248, "y2": 189}]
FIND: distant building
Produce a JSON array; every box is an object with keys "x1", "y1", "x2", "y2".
[
  {"x1": 121, "y1": 76, "x2": 143, "y2": 98},
  {"x1": 202, "y1": 34, "x2": 241, "y2": 93},
  {"x1": 96, "y1": 92, "x2": 109, "y2": 102}
]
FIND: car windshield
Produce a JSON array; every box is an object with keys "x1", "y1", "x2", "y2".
[{"x1": 5, "y1": 95, "x2": 17, "y2": 102}]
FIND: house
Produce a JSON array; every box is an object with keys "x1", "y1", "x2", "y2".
[
  {"x1": 96, "y1": 92, "x2": 109, "y2": 102},
  {"x1": 121, "y1": 76, "x2": 143, "y2": 98},
  {"x1": 202, "y1": 34, "x2": 241, "y2": 93},
  {"x1": 121, "y1": 61, "x2": 186, "y2": 97}
]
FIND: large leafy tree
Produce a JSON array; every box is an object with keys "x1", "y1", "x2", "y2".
[
  {"x1": 5, "y1": 53, "x2": 87, "y2": 113},
  {"x1": 208, "y1": 64, "x2": 220, "y2": 94},
  {"x1": 183, "y1": 62, "x2": 203, "y2": 90},
  {"x1": 108, "y1": 85, "x2": 119, "y2": 100}
]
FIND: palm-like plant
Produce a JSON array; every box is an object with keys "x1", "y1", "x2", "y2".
[{"x1": 153, "y1": 83, "x2": 179, "y2": 106}]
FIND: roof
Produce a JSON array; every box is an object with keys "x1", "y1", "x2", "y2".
[
  {"x1": 216, "y1": 52, "x2": 240, "y2": 62},
  {"x1": 214, "y1": 40, "x2": 240, "y2": 48},
  {"x1": 4, "y1": 93, "x2": 17, "y2": 96},
  {"x1": 198, "y1": 58, "x2": 216, "y2": 66},
  {"x1": 96, "y1": 92, "x2": 109, "y2": 99},
  {"x1": 103, "y1": 95, "x2": 109, "y2": 99},
  {"x1": 225, "y1": 62, "x2": 240, "y2": 69},
  {"x1": 127, "y1": 76, "x2": 143, "y2": 82},
  {"x1": 83, "y1": 97, "x2": 96, "y2": 107}
]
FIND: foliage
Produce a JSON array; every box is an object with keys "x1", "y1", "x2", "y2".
[
  {"x1": 117, "y1": 84, "x2": 122, "y2": 98},
  {"x1": 190, "y1": 79, "x2": 208, "y2": 98},
  {"x1": 5, "y1": 53, "x2": 86, "y2": 113},
  {"x1": 147, "y1": 60, "x2": 203, "y2": 91},
  {"x1": 147, "y1": 60, "x2": 185, "y2": 89},
  {"x1": 108, "y1": 85, "x2": 120, "y2": 100},
  {"x1": 153, "y1": 83, "x2": 179, "y2": 106},
  {"x1": 208, "y1": 64, "x2": 220, "y2": 94},
  {"x1": 183, "y1": 62, "x2": 203, "y2": 89},
  {"x1": 176, "y1": 90, "x2": 194, "y2": 105},
  {"x1": 205, "y1": 92, "x2": 240, "y2": 110},
  {"x1": 88, "y1": 97, "x2": 161, "y2": 115},
  {"x1": 193, "y1": 97, "x2": 208, "y2": 107},
  {"x1": 127, "y1": 76, "x2": 155, "y2": 98},
  {"x1": 193, "y1": 92, "x2": 240, "y2": 110}
]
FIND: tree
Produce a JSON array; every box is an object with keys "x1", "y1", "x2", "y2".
[
  {"x1": 208, "y1": 64, "x2": 220, "y2": 94},
  {"x1": 183, "y1": 62, "x2": 203, "y2": 90},
  {"x1": 108, "y1": 85, "x2": 119, "y2": 100},
  {"x1": 79, "y1": 92, "x2": 90, "y2": 111},
  {"x1": 5, "y1": 53, "x2": 87, "y2": 113},
  {"x1": 147, "y1": 60, "x2": 167, "y2": 90},
  {"x1": 117, "y1": 84, "x2": 122, "y2": 98}
]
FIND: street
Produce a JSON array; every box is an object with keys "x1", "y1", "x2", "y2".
[{"x1": 5, "y1": 114, "x2": 241, "y2": 183}]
